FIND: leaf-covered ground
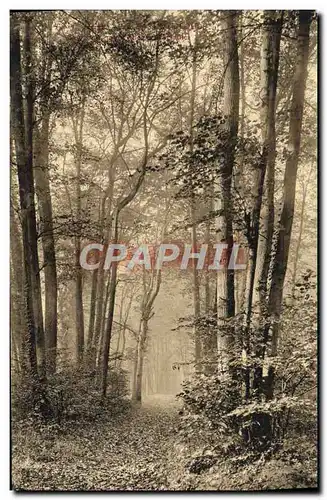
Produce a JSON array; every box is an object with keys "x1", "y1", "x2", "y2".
[
  {"x1": 12, "y1": 395, "x2": 181, "y2": 491},
  {"x1": 11, "y1": 394, "x2": 317, "y2": 492}
]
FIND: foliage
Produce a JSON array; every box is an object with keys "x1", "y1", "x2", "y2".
[
  {"x1": 174, "y1": 273, "x2": 317, "y2": 487},
  {"x1": 12, "y1": 361, "x2": 130, "y2": 424},
  {"x1": 12, "y1": 398, "x2": 179, "y2": 491},
  {"x1": 169, "y1": 434, "x2": 317, "y2": 490}
]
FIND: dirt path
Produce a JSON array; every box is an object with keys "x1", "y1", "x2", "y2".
[{"x1": 12, "y1": 395, "x2": 181, "y2": 491}]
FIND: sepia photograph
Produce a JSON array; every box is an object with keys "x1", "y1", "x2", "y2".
[{"x1": 10, "y1": 8, "x2": 318, "y2": 491}]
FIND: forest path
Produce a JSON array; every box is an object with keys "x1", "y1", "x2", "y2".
[
  {"x1": 89, "y1": 394, "x2": 181, "y2": 491},
  {"x1": 13, "y1": 394, "x2": 181, "y2": 491}
]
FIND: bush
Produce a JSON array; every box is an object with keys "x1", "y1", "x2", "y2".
[
  {"x1": 175, "y1": 275, "x2": 318, "y2": 489},
  {"x1": 174, "y1": 369, "x2": 317, "y2": 490},
  {"x1": 177, "y1": 372, "x2": 244, "y2": 457},
  {"x1": 12, "y1": 364, "x2": 130, "y2": 424}
]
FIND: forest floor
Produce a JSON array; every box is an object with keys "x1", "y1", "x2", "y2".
[
  {"x1": 11, "y1": 393, "x2": 317, "y2": 491},
  {"x1": 12, "y1": 394, "x2": 182, "y2": 491}
]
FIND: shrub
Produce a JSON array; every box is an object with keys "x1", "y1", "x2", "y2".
[{"x1": 12, "y1": 363, "x2": 130, "y2": 424}]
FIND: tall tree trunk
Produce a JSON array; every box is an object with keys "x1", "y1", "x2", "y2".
[
  {"x1": 190, "y1": 200, "x2": 202, "y2": 371},
  {"x1": 239, "y1": 11, "x2": 246, "y2": 143},
  {"x1": 114, "y1": 290, "x2": 125, "y2": 367},
  {"x1": 291, "y1": 162, "x2": 313, "y2": 298},
  {"x1": 188, "y1": 29, "x2": 202, "y2": 371},
  {"x1": 101, "y1": 212, "x2": 120, "y2": 397},
  {"x1": 265, "y1": 11, "x2": 312, "y2": 398},
  {"x1": 100, "y1": 68, "x2": 162, "y2": 396},
  {"x1": 132, "y1": 319, "x2": 142, "y2": 398},
  {"x1": 256, "y1": 12, "x2": 283, "y2": 315},
  {"x1": 243, "y1": 12, "x2": 282, "y2": 398},
  {"x1": 86, "y1": 268, "x2": 98, "y2": 355},
  {"x1": 115, "y1": 284, "x2": 133, "y2": 367},
  {"x1": 133, "y1": 317, "x2": 148, "y2": 403},
  {"x1": 92, "y1": 169, "x2": 115, "y2": 369},
  {"x1": 34, "y1": 112, "x2": 58, "y2": 374},
  {"x1": 11, "y1": 141, "x2": 28, "y2": 372},
  {"x1": 96, "y1": 270, "x2": 111, "y2": 370},
  {"x1": 31, "y1": 15, "x2": 58, "y2": 375},
  {"x1": 203, "y1": 190, "x2": 217, "y2": 374},
  {"x1": 235, "y1": 12, "x2": 247, "y2": 317},
  {"x1": 73, "y1": 101, "x2": 86, "y2": 366},
  {"x1": 217, "y1": 11, "x2": 239, "y2": 373},
  {"x1": 132, "y1": 267, "x2": 162, "y2": 403},
  {"x1": 10, "y1": 14, "x2": 46, "y2": 381},
  {"x1": 10, "y1": 204, "x2": 27, "y2": 373}
]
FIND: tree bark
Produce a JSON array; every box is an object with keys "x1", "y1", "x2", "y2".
[
  {"x1": 203, "y1": 190, "x2": 217, "y2": 374},
  {"x1": 32, "y1": 15, "x2": 58, "y2": 375},
  {"x1": 86, "y1": 268, "x2": 98, "y2": 355},
  {"x1": 132, "y1": 266, "x2": 162, "y2": 403},
  {"x1": 256, "y1": 12, "x2": 283, "y2": 314},
  {"x1": 265, "y1": 10, "x2": 313, "y2": 398},
  {"x1": 217, "y1": 11, "x2": 239, "y2": 373},
  {"x1": 91, "y1": 169, "x2": 115, "y2": 369},
  {"x1": 10, "y1": 203, "x2": 27, "y2": 372},
  {"x1": 133, "y1": 317, "x2": 148, "y2": 403},
  {"x1": 34, "y1": 112, "x2": 58, "y2": 374},
  {"x1": 291, "y1": 162, "x2": 313, "y2": 298},
  {"x1": 188, "y1": 29, "x2": 202, "y2": 371},
  {"x1": 243, "y1": 12, "x2": 283, "y2": 398},
  {"x1": 72, "y1": 101, "x2": 86, "y2": 366},
  {"x1": 10, "y1": 14, "x2": 46, "y2": 380},
  {"x1": 101, "y1": 165, "x2": 146, "y2": 397}
]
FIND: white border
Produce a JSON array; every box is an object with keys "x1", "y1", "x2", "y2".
[
  {"x1": 3, "y1": 2, "x2": 327, "y2": 9},
  {"x1": 1, "y1": 3, "x2": 324, "y2": 499}
]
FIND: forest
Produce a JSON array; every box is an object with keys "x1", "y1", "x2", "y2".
[{"x1": 10, "y1": 10, "x2": 317, "y2": 491}]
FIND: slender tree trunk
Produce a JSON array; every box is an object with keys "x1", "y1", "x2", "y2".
[
  {"x1": 92, "y1": 170, "x2": 115, "y2": 369},
  {"x1": 265, "y1": 11, "x2": 312, "y2": 399},
  {"x1": 132, "y1": 266, "x2": 161, "y2": 402},
  {"x1": 101, "y1": 212, "x2": 120, "y2": 397},
  {"x1": 34, "y1": 112, "x2": 58, "y2": 374},
  {"x1": 131, "y1": 318, "x2": 142, "y2": 398},
  {"x1": 100, "y1": 73, "x2": 160, "y2": 396},
  {"x1": 217, "y1": 11, "x2": 239, "y2": 373},
  {"x1": 87, "y1": 268, "x2": 98, "y2": 353},
  {"x1": 188, "y1": 29, "x2": 202, "y2": 371},
  {"x1": 234, "y1": 12, "x2": 247, "y2": 317},
  {"x1": 203, "y1": 191, "x2": 217, "y2": 374},
  {"x1": 75, "y1": 251, "x2": 84, "y2": 366},
  {"x1": 239, "y1": 12, "x2": 246, "y2": 143},
  {"x1": 190, "y1": 200, "x2": 202, "y2": 371},
  {"x1": 116, "y1": 285, "x2": 133, "y2": 368},
  {"x1": 10, "y1": 14, "x2": 46, "y2": 381},
  {"x1": 291, "y1": 162, "x2": 313, "y2": 298},
  {"x1": 241, "y1": 12, "x2": 283, "y2": 400},
  {"x1": 96, "y1": 269, "x2": 111, "y2": 372},
  {"x1": 114, "y1": 290, "x2": 125, "y2": 367},
  {"x1": 73, "y1": 101, "x2": 86, "y2": 366},
  {"x1": 10, "y1": 205, "x2": 27, "y2": 372},
  {"x1": 256, "y1": 12, "x2": 283, "y2": 314},
  {"x1": 133, "y1": 317, "x2": 148, "y2": 403}
]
